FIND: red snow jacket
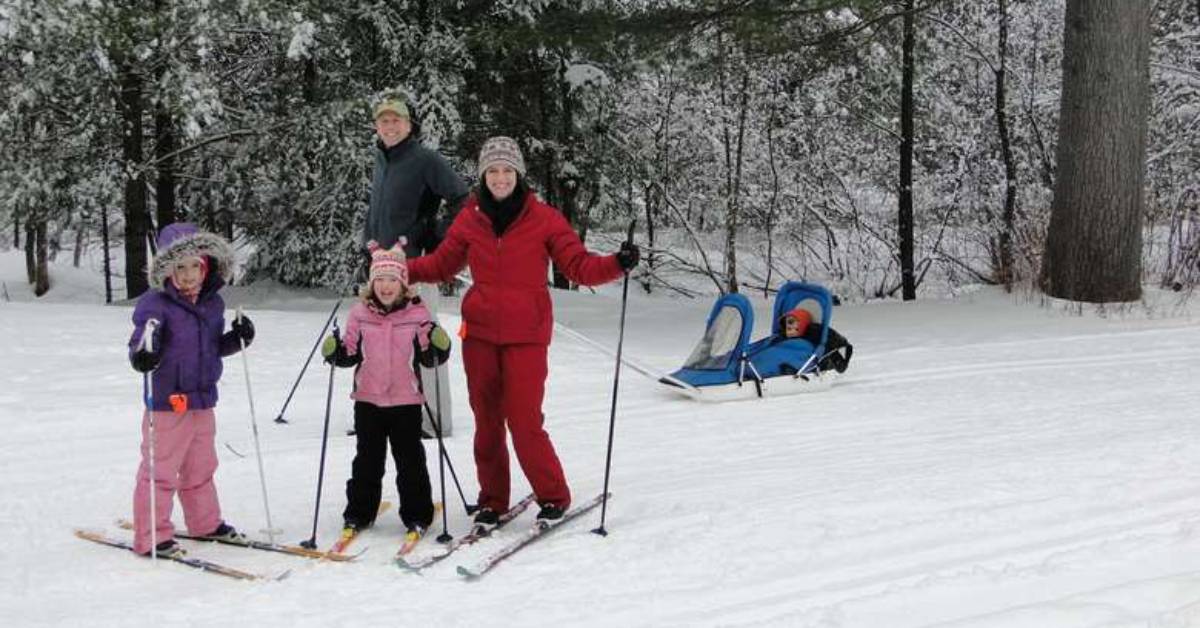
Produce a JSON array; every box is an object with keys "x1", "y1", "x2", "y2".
[{"x1": 407, "y1": 190, "x2": 623, "y2": 345}]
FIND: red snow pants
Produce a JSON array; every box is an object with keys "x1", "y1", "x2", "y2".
[{"x1": 462, "y1": 338, "x2": 571, "y2": 513}]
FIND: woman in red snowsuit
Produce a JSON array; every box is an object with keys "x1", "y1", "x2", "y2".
[{"x1": 406, "y1": 136, "x2": 639, "y2": 526}]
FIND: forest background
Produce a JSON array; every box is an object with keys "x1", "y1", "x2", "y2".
[{"x1": 1, "y1": 0, "x2": 1196, "y2": 305}]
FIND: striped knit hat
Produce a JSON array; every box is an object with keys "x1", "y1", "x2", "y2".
[
  {"x1": 367, "y1": 240, "x2": 408, "y2": 285},
  {"x1": 476, "y1": 136, "x2": 526, "y2": 177}
]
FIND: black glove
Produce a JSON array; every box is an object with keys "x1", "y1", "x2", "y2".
[
  {"x1": 131, "y1": 349, "x2": 161, "y2": 373},
  {"x1": 232, "y1": 315, "x2": 255, "y2": 344},
  {"x1": 616, "y1": 241, "x2": 641, "y2": 271}
]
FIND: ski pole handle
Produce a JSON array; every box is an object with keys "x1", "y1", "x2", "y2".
[{"x1": 141, "y1": 319, "x2": 160, "y2": 354}]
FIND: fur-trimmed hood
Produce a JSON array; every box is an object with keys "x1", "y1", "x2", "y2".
[{"x1": 149, "y1": 223, "x2": 235, "y2": 289}]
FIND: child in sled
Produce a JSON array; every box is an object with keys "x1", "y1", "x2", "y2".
[
  {"x1": 127, "y1": 223, "x2": 255, "y2": 557},
  {"x1": 322, "y1": 240, "x2": 451, "y2": 538},
  {"x1": 778, "y1": 305, "x2": 853, "y2": 373}
]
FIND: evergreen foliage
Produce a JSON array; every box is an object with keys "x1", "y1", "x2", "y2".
[{"x1": 0, "y1": 0, "x2": 1195, "y2": 300}]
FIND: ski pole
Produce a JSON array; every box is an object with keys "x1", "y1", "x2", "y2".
[
  {"x1": 422, "y1": 402, "x2": 476, "y2": 516},
  {"x1": 274, "y1": 255, "x2": 367, "y2": 425},
  {"x1": 140, "y1": 318, "x2": 160, "y2": 562},
  {"x1": 300, "y1": 319, "x2": 339, "y2": 550},
  {"x1": 454, "y1": 271, "x2": 660, "y2": 381},
  {"x1": 412, "y1": 313, "x2": 475, "y2": 518},
  {"x1": 593, "y1": 220, "x2": 636, "y2": 537},
  {"x1": 236, "y1": 307, "x2": 280, "y2": 542},
  {"x1": 274, "y1": 299, "x2": 341, "y2": 424},
  {"x1": 430, "y1": 367, "x2": 452, "y2": 543}
]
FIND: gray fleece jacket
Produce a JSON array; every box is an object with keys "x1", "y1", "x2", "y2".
[{"x1": 363, "y1": 137, "x2": 469, "y2": 256}]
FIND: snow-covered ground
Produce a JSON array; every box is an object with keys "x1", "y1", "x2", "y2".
[{"x1": 3, "y1": 250, "x2": 1200, "y2": 627}]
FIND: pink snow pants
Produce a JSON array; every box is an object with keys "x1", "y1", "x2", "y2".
[{"x1": 132, "y1": 408, "x2": 223, "y2": 554}]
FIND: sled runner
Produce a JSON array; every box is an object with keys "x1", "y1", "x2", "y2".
[{"x1": 659, "y1": 281, "x2": 852, "y2": 402}]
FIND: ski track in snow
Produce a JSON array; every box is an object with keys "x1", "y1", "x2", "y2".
[{"x1": 2, "y1": 285, "x2": 1200, "y2": 627}]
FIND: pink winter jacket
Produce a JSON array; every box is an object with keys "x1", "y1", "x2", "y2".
[{"x1": 342, "y1": 300, "x2": 434, "y2": 408}]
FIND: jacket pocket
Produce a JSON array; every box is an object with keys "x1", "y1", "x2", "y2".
[
  {"x1": 162, "y1": 362, "x2": 185, "y2": 397},
  {"x1": 499, "y1": 287, "x2": 546, "y2": 334},
  {"x1": 461, "y1": 286, "x2": 485, "y2": 326}
]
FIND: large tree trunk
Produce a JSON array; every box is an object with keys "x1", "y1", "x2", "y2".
[
  {"x1": 73, "y1": 222, "x2": 84, "y2": 268},
  {"x1": 642, "y1": 183, "x2": 655, "y2": 281},
  {"x1": 34, "y1": 219, "x2": 49, "y2": 296},
  {"x1": 101, "y1": 204, "x2": 113, "y2": 304},
  {"x1": 1039, "y1": 0, "x2": 1151, "y2": 302},
  {"x1": 155, "y1": 102, "x2": 177, "y2": 228},
  {"x1": 898, "y1": 0, "x2": 917, "y2": 301},
  {"x1": 723, "y1": 73, "x2": 750, "y2": 295},
  {"x1": 119, "y1": 61, "x2": 150, "y2": 299},
  {"x1": 764, "y1": 111, "x2": 780, "y2": 297},
  {"x1": 24, "y1": 221, "x2": 35, "y2": 284},
  {"x1": 994, "y1": 0, "x2": 1018, "y2": 289},
  {"x1": 715, "y1": 32, "x2": 739, "y2": 294}
]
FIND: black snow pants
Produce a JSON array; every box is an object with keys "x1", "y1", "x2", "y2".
[{"x1": 343, "y1": 401, "x2": 434, "y2": 530}]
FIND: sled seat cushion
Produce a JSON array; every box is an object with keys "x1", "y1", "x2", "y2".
[{"x1": 748, "y1": 338, "x2": 818, "y2": 378}]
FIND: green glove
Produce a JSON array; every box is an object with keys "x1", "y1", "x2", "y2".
[
  {"x1": 321, "y1": 334, "x2": 340, "y2": 360},
  {"x1": 429, "y1": 325, "x2": 451, "y2": 351}
]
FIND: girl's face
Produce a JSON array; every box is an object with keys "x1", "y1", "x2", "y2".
[
  {"x1": 372, "y1": 275, "x2": 403, "y2": 307},
  {"x1": 784, "y1": 315, "x2": 803, "y2": 338},
  {"x1": 484, "y1": 164, "x2": 518, "y2": 201},
  {"x1": 172, "y1": 257, "x2": 205, "y2": 293}
]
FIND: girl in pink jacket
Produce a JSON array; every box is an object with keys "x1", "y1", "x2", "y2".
[{"x1": 321, "y1": 241, "x2": 450, "y2": 536}]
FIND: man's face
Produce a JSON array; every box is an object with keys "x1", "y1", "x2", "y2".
[{"x1": 375, "y1": 112, "x2": 411, "y2": 147}]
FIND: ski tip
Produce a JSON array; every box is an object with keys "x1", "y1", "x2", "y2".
[
  {"x1": 456, "y1": 565, "x2": 480, "y2": 580},
  {"x1": 322, "y1": 543, "x2": 367, "y2": 561},
  {"x1": 395, "y1": 558, "x2": 423, "y2": 573}
]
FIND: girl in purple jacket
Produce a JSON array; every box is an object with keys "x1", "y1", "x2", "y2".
[
  {"x1": 321, "y1": 241, "x2": 451, "y2": 539},
  {"x1": 127, "y1": 223, "x2": 254, "y2": 556}
]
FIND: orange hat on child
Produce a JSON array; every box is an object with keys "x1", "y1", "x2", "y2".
[{"x1": 782, "y1": 307, "x2": 812, "y2": 337}]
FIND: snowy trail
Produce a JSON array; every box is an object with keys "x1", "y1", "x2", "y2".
[{"x1": 3, "y1": 287, "x2": 1200, "y2": 627}]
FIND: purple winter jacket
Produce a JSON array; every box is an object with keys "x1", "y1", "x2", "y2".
[{"x1": 127, "y1": 223, "x2": 244, "y2": 411}]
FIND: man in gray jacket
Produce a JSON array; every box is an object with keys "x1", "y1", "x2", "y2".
[
  {"x1": 362, "y1": 96, "x2": 468, "y2": 437},
  {"x1": 363, "y1": 97, "x2": 468, "y2": 255}
]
